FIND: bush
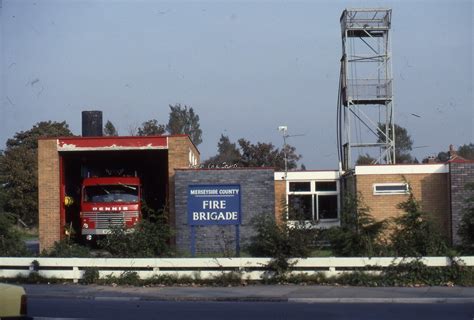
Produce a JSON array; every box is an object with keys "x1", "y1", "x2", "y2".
[
  {"x1": 390, "y1": 190, "x2": 449, "y2": 257},
  {"x1": 247, "y1": 211, "x2": 318, "y2": 277},
  {"x1": 0, "y1": 214, "x2": 29, "y2": 256},
  {"x1": 97, "y1": 209, "x2": 173, "y2": 258},
  {"x1": 325, "y1": 193, "x2": 387, "y2": 257},
  {"x1": 44, "y1": 239, "x2": 91, "y2": 257},
  {"x1": 458, "y1": 182, "x2": 474, "y2": 253},
  {"x1": 82, "y1": 268, "x2": 100, "y2": 284}
]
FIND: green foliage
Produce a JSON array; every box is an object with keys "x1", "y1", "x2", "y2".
[
  {"x1": 326, "y1": 193, "x2": 387, "y2": 257},
  {"x1": 211, "y1": 272, "x2": 243, "y2": 286},
  {"x1": 0, "y1": 121, "x2": 73, "y2": 226},
  {"x1": 377, "y1": 123, "x2": 413, "y2": 163},
  {"x1": 97, "y1": 209, "x2": 173, "y2": 258},
  {"x1": 103, "y1": 120, "x2": 119, "y2": 136},
  {"x1": 203, "y1": 134, "x2": 241, "y2": 167},
  {"x1": 44, "y1": 239, "x2": 91, "y2": 257},
  {"x1": 356, "y1": 153, "x2": 376, "y2": 165},
  {"x1": 137, "y1": 119, "x2": 166, "y2": 136},
  {"x1": 117, "y1": 271, "x2": 141, "y2": 285},
  {"x1": 458, "y1": 182, "x2": 474, "y2": 253},
  {"x1": 390, "y1": 191, "x2": 449, "y2": 257},
  {"x1": 458, "y1": 143, "x2": 474, "y2": 160},
  {"x1": 166, "y1": 104, "x2": 202, "y2": 146},
  {"x1": 247, "y1": 211, "x2": 317, "y2": 278},
  {"x1": 0, "y1": 214, "x2": 29, "y2": 256},
  {"x1": 238, "y1": 138, "x2": 301, "y2": 171},
  {"x1": 204, "y1": 135, "x2": 301, "y2": 170},
  {"x1": 82, "y1": 268, "x2": 100, "y2": 284}
]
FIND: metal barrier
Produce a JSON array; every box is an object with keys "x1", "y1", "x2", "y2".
[{"x1": 1, "y1": 256, "x2": 473, "y2": 282}]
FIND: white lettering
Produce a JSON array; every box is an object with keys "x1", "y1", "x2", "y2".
[{"x1": 191, "y1": 211, "x2": 239, "y2": 221}]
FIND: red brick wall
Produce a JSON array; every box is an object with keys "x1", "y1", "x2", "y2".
[
  {"x1": 38, "y1": 139, "x2": 61, "y2": 251},
  {"x1": 167, "y1": 136, "x2": 200, "y2": 235},
  {"x1": 274, "y1": 180, "x2": 286, "y2": 223},
  {"x1": 356, "y1": 173, "x2": 450, "y2": 237}
]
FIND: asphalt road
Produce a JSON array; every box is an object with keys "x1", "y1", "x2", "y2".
[{"x1": 29, "y1": 298, "x2": 474, "y2": 320}]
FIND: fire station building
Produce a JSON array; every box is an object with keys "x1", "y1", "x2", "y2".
[{"x1": 36, "y1": 113, "x2": 474, "y2": 252}]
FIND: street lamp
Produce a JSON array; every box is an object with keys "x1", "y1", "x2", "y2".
[{"x1": 278, "y1": 126, "x2": 289, "y2": 180}]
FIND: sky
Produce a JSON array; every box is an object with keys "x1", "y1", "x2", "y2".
[{"x1": 1, "y1": 0, "x2": 472, "y2": 169}]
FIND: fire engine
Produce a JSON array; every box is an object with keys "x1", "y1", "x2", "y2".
[{"x1": 80, "y1": 176, "x2": 141, "y2": 241}]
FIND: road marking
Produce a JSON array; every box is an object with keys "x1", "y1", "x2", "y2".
[{"x1": 94, "y1": 296, "x2": 141, "y2": 301}]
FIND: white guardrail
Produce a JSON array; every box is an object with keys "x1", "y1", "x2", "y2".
[{"x1": 1, "y1": 257, "x2": 474, "y2": 282}]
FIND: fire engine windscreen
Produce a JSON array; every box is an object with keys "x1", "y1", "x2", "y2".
[{"x1": 83, "y1": 184, "x2": 139, "y2": 203}]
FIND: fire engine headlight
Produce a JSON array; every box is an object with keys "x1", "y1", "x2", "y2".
[{"x1": 83, "y1": 223, "x2": 89, "y2": 229}]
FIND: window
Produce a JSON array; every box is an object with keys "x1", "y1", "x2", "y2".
[
  {"x1": 287, "y1": 180, "x2": 339, "y2": 221},
  {"x1": 84, "y1": 185, "x2": 139, "y2": 203},
  {"x1": 316, "y1": 195, "x2": 338, "y2": 219},
  {"x1": 288, "y1": 195, "x2": 312, "y2": 220},
  {"x1": 289, "y1": 182, "x2": 311, "y2": 192},
  {"x1": 316, "y1": 181, "x2": 337, "y2": 191},
  {"x1": 373, "y1": 183, "x2": 409, "y2": 195}
]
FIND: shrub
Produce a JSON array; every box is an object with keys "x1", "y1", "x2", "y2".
[
  {"x1": 325, "y1": 193, "x2": 387, "y2": 257},
  {"x1": 82, "y1": 268, "x2": 100, "y2": 284},
  {"x1": 44, "y1": 239, "x2": 91, "y2": 257},
  {"x1": 0, "y1": 214, "x2": 29, "y2": 256},
  {"x1": 390, "y1": 190, "x2": 449, "y2": 257},
  {"x1": 211, "y1": 271, "x2": 243, "y2": 286},
  {"x1": 458, "y1": 182, "x2": 474, "y2": 253},
  {"x1": 247, "y1": 210, "x2": 317, "y2": 277},
  {"x1": 98, "y1": 209, "x2": 173, "y2": 258}
]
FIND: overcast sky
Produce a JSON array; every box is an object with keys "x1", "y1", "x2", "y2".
[{"x1": 1, "y1": 0, "x2": 472, "y2": 169}]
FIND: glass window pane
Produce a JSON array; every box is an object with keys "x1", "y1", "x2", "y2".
[
  {"x1": 317, "y1": 195, "x2": 338, "y2": 220},
  {"x1": 288, "y1": 195, "x2": 312, "y2": 220},
  {"x1": 315, "y1": 181, "x2": 337, "y2": 191},
  {"x1": 289, "y1": 182, "x2": 311, "y2": 192},
  {"x1": 374, "y1": 184, "x2": 408, "y2": 194}
]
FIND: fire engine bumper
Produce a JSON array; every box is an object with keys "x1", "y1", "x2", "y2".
[{"x1": 82, "y1": 229, "x2": 111, "y2": 235}]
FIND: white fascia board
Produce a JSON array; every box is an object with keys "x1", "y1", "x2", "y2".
[
  {"x1": 274, "y1": 171, "x2": 340, "y2": 181},
  {"x1": 354, "y1": 164, "x2": 448, "y2": 175}
]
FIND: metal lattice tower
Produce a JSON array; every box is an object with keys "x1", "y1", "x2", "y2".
[{"x1": 337, "y1": 8, "x2": 395, "y2": 170}]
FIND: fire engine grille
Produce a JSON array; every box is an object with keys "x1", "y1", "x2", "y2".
[{"x1": 83, "y1": 211, "x2": 139, "y2": 229}]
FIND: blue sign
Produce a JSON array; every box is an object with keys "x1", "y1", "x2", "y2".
[{"x1": 187, "y1": 184, "x2": 241, "y2": 225}]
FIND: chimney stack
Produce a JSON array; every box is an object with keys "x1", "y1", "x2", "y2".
[{"x1": 82, "y1": 111, "x2": 103, "y2": 137}]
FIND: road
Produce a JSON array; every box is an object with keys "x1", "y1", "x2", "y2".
[{"x1": 29, "y1": 298, "x2": 474, "y2": 320}]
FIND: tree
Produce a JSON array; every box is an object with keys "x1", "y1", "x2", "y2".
[
  {"x1": 326, "y1": 193, "x2": 387, "y2": 257},
  {"x1": 237, "y1": 138, "x2": 301, "y2": 170},
  {"x1": 103, "y1": 120, "x2": 118, "y2": 136},
  {"x1": 378, "y1": 123, "x2": 414, "y2": 163},
  {"x1": 203, "y1": 134, "x2": 241, "y2": 167},
  {"x1": 137, "y1": 119, "x2": 166, "y2": 136},
  {"x1": 458, "y1": 143, "x2": 474, "y2": 160},
  {"x1": 356, "y1": 153, "x2": 376, "y2": 165},
  {"x1": 0, "y1": 121, "x2": 73, "y2": 226},
  {"x1": 166, "y1": 104, "x2": 202, "y2": 146},
  {"x1": 390, "y1": 189, "x2": 448, "y2": 257}
]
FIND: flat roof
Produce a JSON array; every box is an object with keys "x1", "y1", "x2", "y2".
[
  {"x1": 274, "y1": 170, "x2": 340, "y2": 180},
  {"x1": 41, "y1": 135, "x2": 199, "y2": 153},
  {"x1": 354, "y1": 163, "x2": 449, "y2": 175}
]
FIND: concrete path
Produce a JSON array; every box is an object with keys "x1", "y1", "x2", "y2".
[{"x1": 23, "y1": 284, "x2": 474, "y2": 304}]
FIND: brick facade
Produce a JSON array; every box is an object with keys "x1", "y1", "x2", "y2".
[
  {"x1": 450, "y1": 162, "x2": 474, "y2": 244},
  {"x1": 174, "y1": 168, "x2": 275, "y2": 255},
  {"x1": 167, "y1": 136, "x2": 200, "y2": 237},
  {"x1": 274, "y1": 180, "x2": 286, "y2": 223},
  {"x1": 38, "y1": 135, "x2": 199, "y2": 251},
  {"x1": 38, "y1": 139, "x2": 61, "y2": 251},
  {"x1": 354, "y1": 172, "x2": 450, "y2": 237}
]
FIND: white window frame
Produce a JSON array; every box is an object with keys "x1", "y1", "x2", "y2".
[
  {"x1": 287, "y1": 180, "x2": 339, "y2": 222},
  {"x1": 373, "y1": 183, "x2": 409, "y2": 195}
]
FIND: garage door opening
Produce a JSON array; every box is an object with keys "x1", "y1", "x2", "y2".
[{"x1": 60, "y1": 149, "x2": 168, "y2": 243}]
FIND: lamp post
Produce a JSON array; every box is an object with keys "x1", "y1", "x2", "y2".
[{"x1": 278, "y1": 126, "x2": 288, "y2": 180}]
